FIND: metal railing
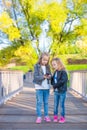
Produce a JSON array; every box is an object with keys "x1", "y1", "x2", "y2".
[
  {"x1": 24, "y1": 72, "x2": 33, "y2": 83},
  {"x1": 0, "y1": 70, "x2": 23, "y2": 105},
  {"x1": 24, "y1": 71, "x2": 87, "y2": 99},
  {"x1": 70, "y1": 70, "x2": 87, "y2": 99}
]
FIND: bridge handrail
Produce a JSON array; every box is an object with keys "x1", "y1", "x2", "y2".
[
  {"x1": 69, "y1": 70, "x2": 87, "y2": 99},
  {"x1": 0, "y1": 70, "x2": 23, "y2": 105},
  {"x1": 24, "y1": 72, "x2": 33, "y2": 83}
]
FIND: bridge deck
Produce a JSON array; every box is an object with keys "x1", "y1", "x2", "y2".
[{"x1": 0, "y1": 82, "x2": 87, "y2": 130}]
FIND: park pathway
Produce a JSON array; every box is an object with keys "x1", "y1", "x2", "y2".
[{"x1": 0, "y1": 82, "x2": 87, "y2": 130}]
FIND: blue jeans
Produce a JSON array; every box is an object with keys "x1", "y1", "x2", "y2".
[
  {"x1": 54, "y1": 91, "x2": 66, "y2": 117},
  {"x1": 36, "y1": 89, "x2": 50, "y2": 117}
]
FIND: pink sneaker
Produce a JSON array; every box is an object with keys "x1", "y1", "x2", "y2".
[
  {"x1": 36, "y1": 117, "x2": 42, "y2": 124},
  {"x1": 44, "y1": 116, "x2": 51, "y2": 122},
  {"x1": 53, "y1": 115, "x2": 58, "y2": 122},
  {"x1": 59, "y1": 116, "x2": 65, "y2": 123}
]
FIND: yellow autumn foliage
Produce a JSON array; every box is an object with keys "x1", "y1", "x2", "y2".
[
  {"x1": 0, "y1": 12, "x2": 21, "y2": 41},
  {"x1": 15, "y1": 42, "x2": 38, "y2": 69},
  {"x1": 75, "y1": 18, "x2": 87, "y2": 36},
  {"x1": 47, "y1": 2, "x2": 68, "y2": 33},
  {"x1": 31, "y1": 1, "x2": 68, "y2": 33}
]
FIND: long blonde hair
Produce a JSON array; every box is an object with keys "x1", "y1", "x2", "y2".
[
  {"x1": 38, "y1": 52, "x2": 50, "y2": 65},
  {"x1": 52, "y1": 58, "x2": 66, "y2": 71}
]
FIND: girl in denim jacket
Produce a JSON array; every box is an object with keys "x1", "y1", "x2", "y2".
[
  {"x1": 33, "y1": 52, "x2": 51, "y2": 123},
  {"x1": 51, "y1": 58, "x2": 68, "y2": 123}
]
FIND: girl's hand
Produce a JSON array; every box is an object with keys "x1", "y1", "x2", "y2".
[
  {"x1": 44, "y1": 75, "x2": 48, "y2": 79},
  {"x1": 44, "y1": 74, "x2": 51, "y2": 79},
  {"x1": 47, "y1": 75, "x2": 51, "y2": 79}
]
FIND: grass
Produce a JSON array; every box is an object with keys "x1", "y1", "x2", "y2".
[
  {"x1": 9, "y1": 64, "x2": 87, "y2": 73},
  {"x1": 9, "y1": 66, "x2": 29, "y2": 73},
  {"x1": 66, "y1": 64, "x2": 87, "y2": 87},
  {"x1": 66, "y1": 64, "x2": 87, "y2": 71},
  {"x1": 8, "y1": 64, "x2": 87, "y2": 88}
]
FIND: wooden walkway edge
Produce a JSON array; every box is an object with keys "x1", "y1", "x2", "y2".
[{"x1": 0, "y1": 82, "x2": 87, "y2": 130}]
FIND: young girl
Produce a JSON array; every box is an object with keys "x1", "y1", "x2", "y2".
[
  {"x1": 33, "y1": 52, "x2": 51, "y2": 124},
  {"x1": 51, "y1": 58, "x2": 68, "y2": 123}
]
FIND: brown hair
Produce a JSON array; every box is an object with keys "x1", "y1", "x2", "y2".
[
  {"x1": 51, "y1": 58, "x2": 66, "y2": 71},
  {"x1": 38, "y1": 52, "x2": 50, "y2": 65}
]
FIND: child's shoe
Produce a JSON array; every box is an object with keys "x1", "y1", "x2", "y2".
[
  {"x1": 36, "y1": 117, "x2": 42, "y2": 124},
  {"x1": 53, "y1": 115, "x2": 58, "y2": 122},
  {"x1": 59, "y1": 116, "x2": 65, "y2": 123},
  {"x1": 44, "y1": 116, "x2": 51, "y2": 122}
]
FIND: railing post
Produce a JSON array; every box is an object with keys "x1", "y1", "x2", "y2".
[
  {"x1": 0, "y1": 70, "x2": 23, "y2": 105},
  {"x1": 70, "y1": 70, "x2": 87, "y2": 99},
  {"x1": 24, "y1": 72, "x2": 33, "y2": 83}
]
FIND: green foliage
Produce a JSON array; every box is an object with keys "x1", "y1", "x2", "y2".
[
  {"x1": 14, "y1": 41, "x2": 38, "y2": 70},
  {"x1": 50, "y1": 53, "x2": 87, "y2": 67},
  {"x1": 51, "y1": 43, "x2": 81, "y2": 57},
  {"x1": 10, "y1": 66, "x2": 29, "y2": 73},
  {"x1": 0, "y1": 41, "x2": 22, "y2": 67},
  {"x1": 0, "y1": 0, "x2": 87, "y2": 69},
  {"x1": 0, "y1": 46, "x2": 15, "y2": 66},
  {"x1": 49, "y1": 0, "x2": 87, "y2": 55}
]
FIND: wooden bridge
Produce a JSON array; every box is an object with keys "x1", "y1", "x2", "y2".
[{"x1": 0, "y1": 81, "x2": 87, "y2": 130}]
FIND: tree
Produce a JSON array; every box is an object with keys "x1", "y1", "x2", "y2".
[
  {"x1": 19, "y1": 0, "x2": 87, "y2": 53},
  {"x1": 0, "y1": 0, "x2": 87, "y2": 67},
  {"x1": 49, "y1": 0, "x2": 87, "y2": 55},
  {"x1": 0, "y1": 43, "x2": 20, "y2": 66},
  {"x1": 14, "y1": 41, "x2": 38, "y2": 69},
  {"x1": 0, "y1": 12, "x2": 21, "y2": 41},
  {"x1": 18, "y1": 0, "x2": 68, "y2": 52}
]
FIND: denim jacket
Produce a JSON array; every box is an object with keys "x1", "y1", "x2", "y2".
[{"x1": 33, "y1": 63, "x2": 51, "y2": 85}]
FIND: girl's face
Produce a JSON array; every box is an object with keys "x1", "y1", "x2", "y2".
[
  {"x1": 41, "y1": 55, "x2": 49, "y2": 65},
  {"x1": 52, "y1": 60, "x2": 58, "y2": 70}
]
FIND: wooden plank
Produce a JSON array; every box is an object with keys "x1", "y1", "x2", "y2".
[
  {"x1": 0, "y1": 83, "x2": 87, "y2": 130},
  {"x1": 0, "y1": 122, "x2": 87, "y2": 130}
]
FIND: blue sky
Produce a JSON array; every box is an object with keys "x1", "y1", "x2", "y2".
[
  {"x1": 0, "y1": 0, "x2": 4, "y2": 13},
  {"x1": 0, "y1": 44, "x2": 9, "y2": 50},
  {"x1": 0, "y1": 0, "x2": 11, "y2": 49}
]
